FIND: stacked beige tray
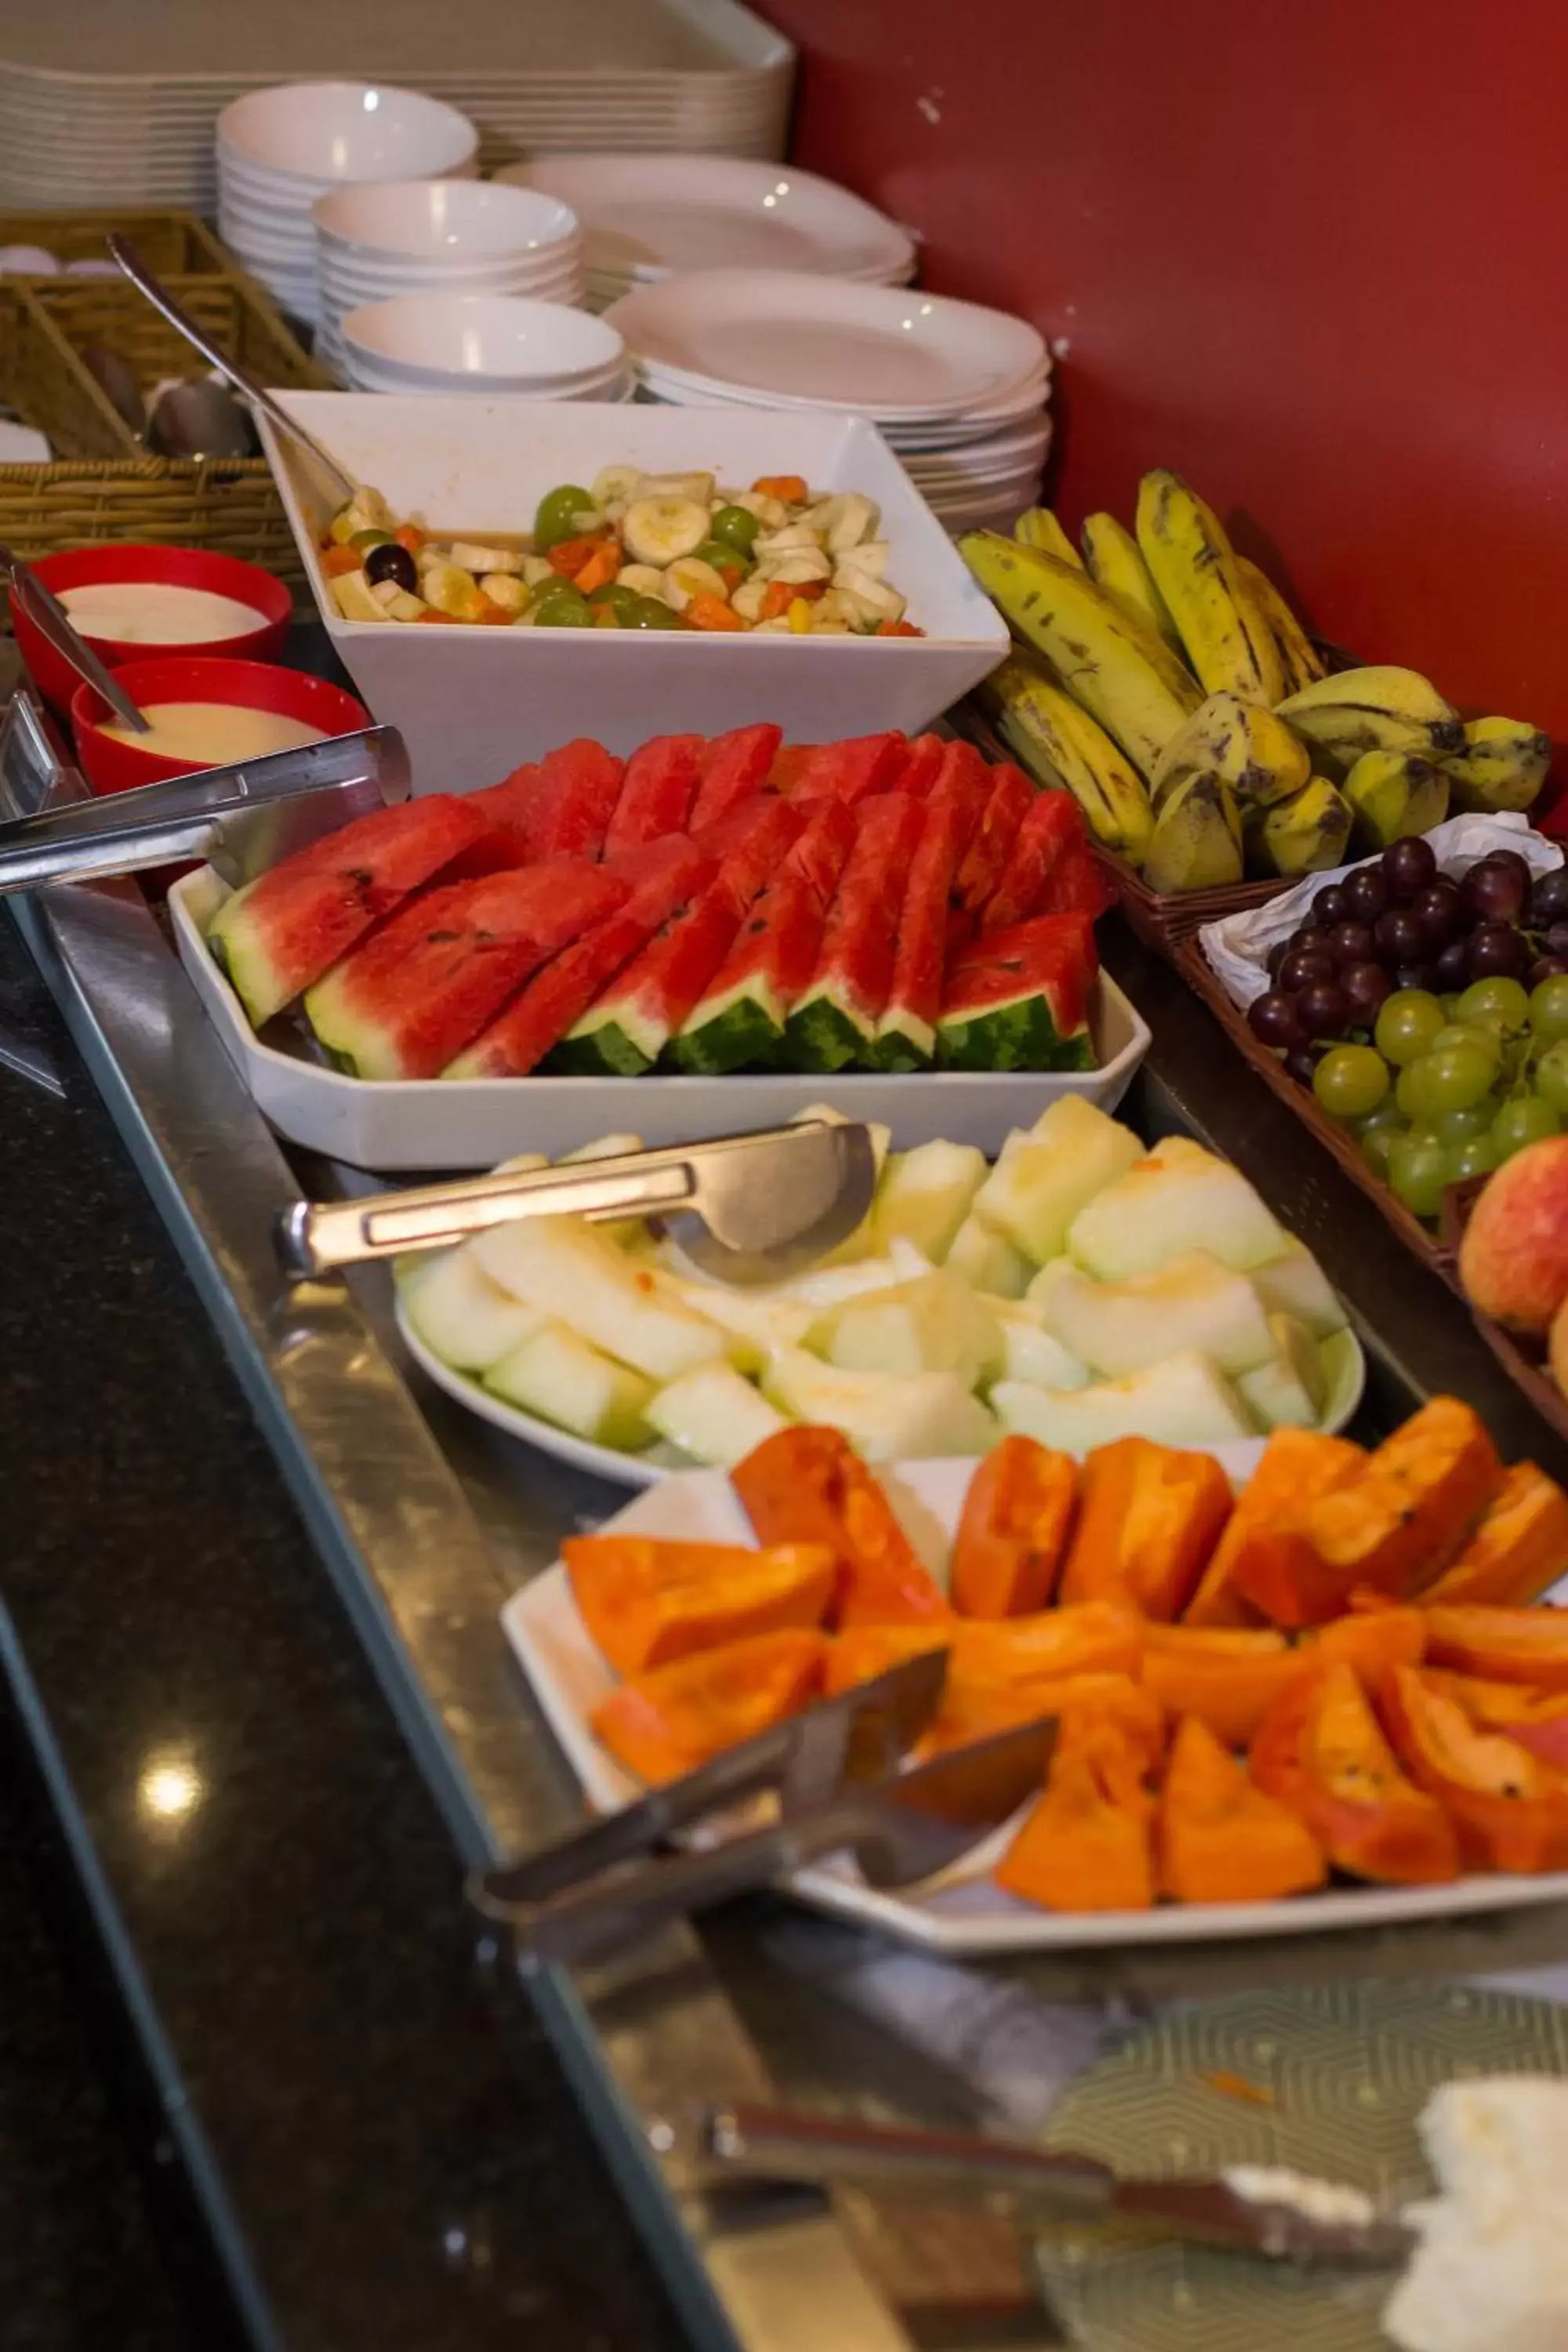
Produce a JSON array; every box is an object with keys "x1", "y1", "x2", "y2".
[{"x1": 0, "y1": 0, "x2": 792, "y2": 211}]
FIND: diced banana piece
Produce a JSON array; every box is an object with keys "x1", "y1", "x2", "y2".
[
  {"x1": 732, "y1": 490, "x2": 787, "y2": 528},
  {"x1": 622, "y1": 495, "x2": 710, "y2": 567},
  {"x1": 768, "y1": 550, "x2": 833, "y2": 585},
  {"x1": 480, "y1": 572, "x2": 527, "y2": 613},
  {"x1": 839, "y1": 539, "x2": 888, "y2": 579},
  {"x1": 329, "y1": 485, "x2": 395, "y2": 543},
  {"x1": 812, "y1": 588, "x2": 856, "y2": 626},
  {"x1": 755, "y1": 521, "x2": 821, "y2": 554},
  {"x1": 804, "y1": 494, "x2": 847, "y2": 539},
  {"x1": 839, "y1": 569, "x2": 905, "y2": 620},
  {"x1": 449, "y1": 541, "x2": 521, "y2": 574},
  {"x1": 828, "y1": 493, "x2": 878, "y2": 551},
  {"x1": 662, "y1": 556, "x2": 731, "y2": 612},
  {"x1": 616, "y1": 562, "x2": 666, "y2": 597},
  {"x1": 730, "y1": 575, "x2": 769, "y2": 623},
  {"x1": 521, "y1": 554, "x2": 554, "y2": 588},
  {"x1": 751, "y1": 615, "x2": 793, "y2": 633},
  {"x1": 593, "y1": 464, "x2": 643, "y2": 506},
  {"x1": 421, "y1": 560, "x2": 485, "y2": 617},
  {"x1": 368, "y1": 579, "x2": 428, "y2": 621},
  {"x1": 330, "y1": 568, "x2": 391, "y2": 622},
  {"x1": 631, "y1": 471, "x2": 715, "y2": 504}
]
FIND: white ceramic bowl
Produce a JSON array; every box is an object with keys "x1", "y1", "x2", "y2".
[
  {"x1": 216, "y1": 82, "x2": 477, "y2": 189},
  {"x1": 338, "y1": 294, "x2": 623, "y2": 390},
  {"x1": 314, "y1": 177, "x2": 579, "y2": 263},
  {"x1": 319, "y1": 253, "x2": 584, "y2": 303},
  {"x1": 258, "y1": 392, "x2": 1011, "y2": 789},
  {"x1": 340, "y1": 352, "x2": 626, "y2": 400}
]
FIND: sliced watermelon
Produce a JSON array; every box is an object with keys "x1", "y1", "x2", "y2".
[
  {"x1": 521, "y1": 738, "x2": 625, "y2": 860},
  {"x1": 688, "y1": 722, "x2": 782, "y2": 828},
  {"x1": 926, "y1": 738, "x2": 992, "y2": 855},
  {"x1": 768, "y1": 742, "x2": 814, "y2": 793},
  {"x1": 781, "y1": 731, "x2": 906, "y2": 806},
  {"x1": 784, "y1": 793, "x2": 927, "y2": 1072},
  {"x1": 466, "y1": 760, "x2": 543, "y2": 858},
  {"x1": 871, "y1": 805, "x2": 964, "y2": 1071},
  {"x1": 953, "y1": 762, "x2": 1033, "y2": 916},
  {"x1": 445, "y1": 838, "x2": 714, "y2": 1078},
  {"x1": 887, "y1": 732, "x2": 945, "y2": 798},
  {"x1": 673, "y1": 799, "x2": 857, "y2": 1073},
  {"x1": 691, "y1": 793, "x2": 803, "y2": 887},
  {"x1": 306, "y1": 862, "x2": 630, "y2": 1080},
  {"x1": 1035, "y1": 836, "x2": 1114, "y2": 920},
  {"x1": 554, "y1": 877, "x2": 753, "y2": 1076},
  {"x1": 603, "y1": 732, "x2": 702, "y2": 852},
  {"x1": 936, "y1": 913, "x2": 1098, "y2": 1073},
  {"x1": 207, "y1": 793, "x2": 490, "y2": 1027},
  {"x1": 978, "y1": 789, "x2": 1083, "y2": 931}
]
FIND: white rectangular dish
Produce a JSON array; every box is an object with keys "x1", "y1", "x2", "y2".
[
  {"x1": 501, "y1": 1458, "x2": 1568, "y2": 1957},
  {"x1": 168, "y1": 865, "x2": 1152, "y2": 1171},
  {"x1": 258, "y1": 392, "x2": 1010, "y2": 790}
]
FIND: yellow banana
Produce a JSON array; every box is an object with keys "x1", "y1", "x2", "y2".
[
  {"x1": 1151, "y1": 690, "x2": 1311, "y2": 811},
  {"x1": 1134, "y1": 470, "x2": 1284, "y2": 703},
  {"x1": 1014, "y1": 508, "x2": 1083, "y2": 568},
  {"x1": 1237, "y1": 556, "x2": 1323, "y2": 691},
  {"x1": 1341, "y1": 750, "x2": 1450, "y2": 848},
  {"x1": 981, "y1": 655, "x2": 1154, "y2": 866},
  {"x1": 960, "y1": 531, "x2": 1200, "y2": 780},
  {"x1": 1080, "y1": 511, "x2": 1186, "y2": 657},
  {"x1": 1276, "y1": 666, "x2": 1462, "y2": 764},
  {"x1": 1441, "y1": 716, "x2": 1552, "y2": 814},
  {"x1": 1142, "y1": 770, "x2": 1243, "y2": 894},
  {"x1": 1248, "y1": 778, "x2": 1352, "y2": 876}
]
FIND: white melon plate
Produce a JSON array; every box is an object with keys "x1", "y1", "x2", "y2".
[
  {"x1": 501, "y1": 1457, "x2": 1568, "y2": 1955},
  {"x1": 167, "y1": 864, "x2": 1152, "y2": 1172}
]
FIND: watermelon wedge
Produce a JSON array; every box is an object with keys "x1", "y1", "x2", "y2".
[
  {"x1": 603, "y1": 732, "x2": 702, "y2": 852},
  {"x1": 445, "y1": 838, "x2": 714, "y2": 1078},
  {"x1": 207, "y1": 793, "x2": 489, "y2": 1026},
  {"x1": 780, "y1": 731, "x2": 906, "y2": 806},
  {"x1": 466, "y1": 760, "x2": 543, "y2": 858},
  {"x1": 953, "y1": 762, "x2": 1033, "y2": 916},
  {"x1": 871, "y1": 805, "x2": 963, "y2": 1071},
  {"x1": 691, "y1": 793, "x2": 802, "y2": 883},
  {"x1": 553, "y1": 877, "x2": 753, "y2": 1076},
  {"x1": 887, "y1": 732, "x2": 945, "y2": 798},
  {"x1": 977, "y1": 789, "x2": 1083, "y2": 931},
  {"x1": 305, "y1": 863, "x2": 628, "y2": 1080},
  {"x1": 673, "y1": 799, "x2": 857, "y2": 1073},
  {"x1": 1035, "y1": 836, "x2": 1114, "y2": 920},
  {"x1": 768, "y1": 742, "x2": 814, "y2": 794},
  {"x1": 688, "y1": 723, "x2": 782, "y2": 827},
  {"x1": 784, "y1": 793, "x2": 927, "y2": 1072},
  {"x1": 937, "y1": 913, "x2": 1098, "y2": 1072},
  {"x1": 926, "y1": 738, "x2": 992, "y2": 855},
  {"x1": 517, "y1": 738, "x2": 625, "y2": 861}
]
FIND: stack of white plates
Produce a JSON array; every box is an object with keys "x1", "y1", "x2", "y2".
[
  {"x1": 608, "y1": 270, "x2": 1052, "y2": 532},
  {"x1": 217, "y1": 82, "x2": 479, "y2": 325},
  {"x1": 497, "y1": 154, "x2": 916, "y2": 310},
  {"x1": 339, "y1": 292, "x2": 632, "y2": 400},
  {"x1": 314, "y1": 180, "x2": 584, "y2": 383}
]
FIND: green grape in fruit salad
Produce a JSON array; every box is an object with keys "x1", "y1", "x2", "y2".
[
  {"x1": 1534, "y1": 1040, "x2": 1568, "y2": 1113},
  {"x1": 534, "y1": 483, "x2": 597, "y2": 553},
  {"x1": 1388, "y1": 1129, "x2": 1450, "y2": 1218},
  {"x1": 1529, "y1": 975, "x2": 1568, "y2": 1042},
  {"x1": 710, "y1": 502, "x2": 761, "y2": 555},
  {"x1": 1312, "y1": 1044, "x2": 1389, "y2": 1121},
  {"x1": 693, "y1": 537, "x2": 750, "y2": 577},
  {"x1": 625, "y1": 597, "x2": 684, "y2": 630},
  {"x1": 587, "y1": 581, "x2": 641, "y2": 616},
  {"x1": 1457, "y1": 975, "x2": 1530, "y2": 1029},
  {"x1": 1374, "y1": 989, "x2": 1446, "y2": 1066},
  {"x1": 1490, "y1": 1097, "x2": 1562, "y2": 1158},
  {"x1": 530, "y1": 583, "x2": 593, "y2": 627}
]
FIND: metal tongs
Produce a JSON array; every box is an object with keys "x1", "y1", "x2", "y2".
[
  {"x1": 276, "y1": 1120, "x2": 880, "y2": 1287},
  {"x1": 470, "y1": 1653, "x2": 1056, "y2": 1968}
]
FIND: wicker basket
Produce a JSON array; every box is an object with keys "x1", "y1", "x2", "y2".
[{"x1": 0, "y1": 215, "x2": 326, "y2": 596}]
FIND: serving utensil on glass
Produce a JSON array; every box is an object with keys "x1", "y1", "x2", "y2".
[
  {"x1": 1, "y1": 543, "x2": 150, "y2": 732},
  {"x1": 275, "y1": 1120, "x2": 880, "y2": 1286}
]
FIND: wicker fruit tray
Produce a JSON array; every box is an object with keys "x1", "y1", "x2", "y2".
[{"x1": 1443, "y1": 1177, "x2": 1568, "y2": 1441}]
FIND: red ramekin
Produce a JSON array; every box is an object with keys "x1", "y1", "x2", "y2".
[
  {"x1": 13, "y1": 544, "x2": 292, "y2": 717},
  {"x1": 71, "y1": 655, "x2": 372, "y2": 796}
]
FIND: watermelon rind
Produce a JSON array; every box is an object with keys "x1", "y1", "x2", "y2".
[
  {"x1": 936, "y1": 994, "x2": 1061, "y2": 1072},
  {"x1": 670, "y1": 973, "x2": 786, "y2": 1074},
  {"x1": 547, "y1": 1008, "x2": 659, "y2": 1077},
  {"x1": 783, "y1": 981, "x2": 874, "y2": 1073},
  {"x1": 866, "y1": 1012, "x2": 935, "y2": 1073}
]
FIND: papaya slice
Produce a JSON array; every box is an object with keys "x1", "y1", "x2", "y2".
[
  {"x1": 1138, "y1": 1625, "x2": 1298, "y2": 1749},
  {"x1": 1379, "y1": 1667, "x2": 1568, "y2": 1875},
  {"x1": 1422, "y1": 1603, "x2": 1568, "y2": 1693},
  {"x1": 1305, "y1": 1602, "x2": 1427, "y2": 1681},
  {"x1": 950, "y1": 1435, "x2": 1078, "y2": 1618},
  {"x1": 591, "y1": 1628, "x2": 826, "y2": 1785},
  {"x1": 1421, "y1": 1669, "x2": 1568, "y2": 1771},
  {"x1": 1060, "y1": 1436, "x2": 1233, "y2": 1621},
  {"x1": 1250, "y1": 1661, "x2": 1458, "y2": 1884},
  {"x1": 564, "y1": 1534, "x2": 833, "y2": 1678},
  {"x1": 731, "y1": 1425, "x2": 949, "y2": 1629},
  {"x1": 1158, "y1": 1716, "x2": 1326, "y2": 1904},
  {"x1": 823, "y1": 1616, "x2": 1144, "y2": 1755},
  {"x1": 996, "y1": 1747, "x2": 1154, "y2": 1912},
  {"x1": 1185, "y1": 1428, "x2": 1362, "y2": 1628},
  {"x1": 1420, "y1": 1461, "x2": 1568, "y2": 1607},
  {"x1": 1054, "y1": 1678, "x2": 1167, "y2": 1809}
]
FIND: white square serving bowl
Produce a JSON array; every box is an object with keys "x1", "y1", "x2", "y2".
[{"x1": 259, "y1": 392, "x2": 1010, "y2": 791}]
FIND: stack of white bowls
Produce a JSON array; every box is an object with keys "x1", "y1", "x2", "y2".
[
  {"x1": 609, "y1": 270, "x2": 1053, "y2": 532},
  {"x1": 339, "y1": 293, "x2": 631, "y2": 401},
  {"x1": 217, "y1": 82, "x2": 479, "y2": 325},
  {"x1": 313, "y1": 180, "x2": 585, "y2": 384}
]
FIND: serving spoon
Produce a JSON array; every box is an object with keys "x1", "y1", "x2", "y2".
[{"x1": 1, "y1": 543, "x2": 150, "y2": 733}]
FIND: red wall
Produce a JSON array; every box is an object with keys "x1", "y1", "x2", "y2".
[{"x1": 759, "y1": 0, "x2": 1568, "y2": 743}]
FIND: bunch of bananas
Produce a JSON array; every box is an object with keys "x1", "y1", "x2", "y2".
[{"x1": 960, "y1": 474, "x2": 1552, "y2": 895}]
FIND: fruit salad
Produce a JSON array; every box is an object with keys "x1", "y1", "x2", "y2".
[{"x1": 319, "y1": 472, "x2": 920, "y2": 637}]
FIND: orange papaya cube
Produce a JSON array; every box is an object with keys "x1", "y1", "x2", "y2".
[
  {"x1": 1421, "y1": 1668, "x2": 1568, "y2": 1770},
  {"x1": 1185, "y1": 1429, "x2": 1363, "y2": 1628},
  {"x1": 994, "y1": 1750, "x2": 1154, "y2": 1912},
  {"x1": 731, "y1": 1425, "x2": 949, "y2": 1628},
  {"x1": 1053, "y1": 1678, "x2": 1168, "y2": 1810},
  {"x1": 590, "y1": 1628, "x2": 826, "y2": 1785},
  {"x1": 1250, "y1": 1661, "x2": 1459, "y2": 1884},
  {"x1": 822, "y1": 1623, "x2": 949, "y2": 1699},
  {"x1": 1305, "y1": 1602, "x2": 1428, "y2": 1681},
  {"x1": 1157, "y1": 1715, "x2": 1327, "y2": 1904},
  {"x1": 564, "y1": 1533, "x2": 835, "y2": 1678},
  {"x1": 1138, "y1": 1624, "x2": 1299, "y2": 1749},
  {"x1": 1059, "y1": 1437, "x2": 1234, "y2": 1621},
  {"x1": 1420, "y1": 1461, "x2": 1568, "y2": 1607},
  {"x1": 950, "y1": 1435, "x2": 1078, "y2": 1617},
  {"x1": 1423, "y1": 1603, "x2": 1568, "y2": 1693},
  {"x1": 1379, "y1": 1666, "x2": 1568, "y2": 1875}
]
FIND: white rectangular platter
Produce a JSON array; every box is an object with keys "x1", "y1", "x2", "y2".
[
  {"x1": 168, "y1": 865, "x2": 1152, "y2": 1171},
  {"x1": 500, "y1": 1457, "x2": 1568, "y2": 1956}
]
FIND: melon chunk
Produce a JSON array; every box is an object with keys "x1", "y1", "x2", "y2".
[
  {"x1": 1236, "y1": 1315, "x2": 1330, "y2": 1430},
  {"x1": 992, "y1": 1350, "x2": 1253, "y2": 1450},
  {"x1": 779, "y1": 1238, "x2": 932, "y2": 1312},
  {"x1": 1248, "y1": 1237, "x2": 1348, "y2": 1338},
  {"x1": 986, "y1": 1306, "x2": 1091, "y2": 1391},
  {"x1": 656, "y1": 1276, "x2": 814, "y2": 1372},
  {"x1": 484, "y1": 1320, "x2": 655, "y2": 1451},
  {"x1": 815, "y1": 1270, "x2": 1002, "y2": 1391},
  {"x1": 471, "y1": 1216, "x2": 727, "y2": 1381},
  {"x1": 870, "y1": 1140, "x2": 986, "y2": 1264},
  {"x1": 399, "y1": 1247, "x2": 540, "y2": 1372},
  {"x1": 1067, "y1": 1135, "x2": 1287, "y2": 1277},
  {"x1": 645, "y1": 1363, "x2": 789, "y2": 1466},
  {"x1": 788, "y1": 1103, "x2": 891, "y2": 1264},
  {"x1": 972, "y1": 1096, "x2": 1142, "y2": 1263},
  {"x1": 1031, "y1": 1249, "x2": 1277, "y2": 1379},
  {"x1": 761, "y1": 1348, "x2": 997, "y2": 1460},
  {"x1": 945, "y1": 1213, "x2": 1032, "y2": 1299}
]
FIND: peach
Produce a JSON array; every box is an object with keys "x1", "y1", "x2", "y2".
[{"x1": 1459, "y1": 1137, "x2": 1568, "y2": 1331}]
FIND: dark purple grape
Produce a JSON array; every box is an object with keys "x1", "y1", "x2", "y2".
[
  {"x1": 1341, "y1": 960, "x2": 1393, "y2": 1020},
  {"x1": 1433, "y1": 937, "x2": 1472, "y2": 989},
  {"x1": 1248, "y1": 989, "x2": 1305, "y2": 1049},
  {"x1": 1266, "y1": 937, "x2": 1292, "y2": 981},
  {"x1": 1278, "y1": 946, "x2": 1336, "y2": 994},
  {"x1": 1410, "y1": 879, "x2": 1463, "y2": 947},
  {"x1": 1384, "y1": 836, "x2": 1438, "y2": 899},
  {"x1": 1324, "y1": 920, "x2": 1377, "y2": 967},
  {"x1": 1529, "y1": 869, "x2": 1568, "y2": 926},
  {"x1": 1544, "y1": 922, "x2": 1568, "y2": 960},
  {"x1": 1284, "y1": 1043, "x2": 1328, "y2": 1085},
  {"x1": 1313, "y1": 884, "x2": 1351, "y2": 930},
  {"x1": 1392, "y1": 961, "x2": 1439, "y2": 992},
  {"x1": 1297, "y1": 979, "x2": 1351, "y2": 1039},
  {"x1": 1288, "y1": 923, "x2": 1324, "y2": 953},
  {"x1": 1530, "y1": 956, "x2": 1568, "y2": 986},
  {"x1": 1374, "y1": 907, "x2": 1425, "y2": 963},
  {"x1": 1461, "y1": 858, "x2": 1526, "y2": 925},
  {"x1": 1490, "y1": 848, "x2": 1531, "y2": 888},
  {"x1": 1343, "y1": 865, "x2": 1391, "y2": 924},
  {"x1": 363, "y1": 539, "x2": 418, "y2": 594},
  {"x1": 1467, "y1": 922, "x2": 1530, "y2": 979}
]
